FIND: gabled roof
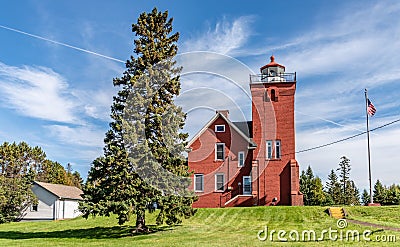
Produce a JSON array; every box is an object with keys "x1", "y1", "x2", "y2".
[
  {"x1": 232, "y1": 121, "x2": 253, "y2": 138},
  {"x1": 34, "y1": 181, "x2": 83, "y2": 200},
  {"x1": 187, "y1": 112, "x2": 257, "y2": 149}
]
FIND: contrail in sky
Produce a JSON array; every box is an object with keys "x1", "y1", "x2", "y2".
[
  {"x1": 296, "y1": 111, "x2": 378, "y2": 135},
  {"x1": 0, "y1": 24, "x2": 125, "y2": 63},
  {"x1": 0, "y1": 24, "x2": 376, "y2": 138}
]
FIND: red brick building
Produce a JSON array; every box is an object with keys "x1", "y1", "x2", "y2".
[{"x1": 187, "y1": 56, "x2": 303, "y2": 207}]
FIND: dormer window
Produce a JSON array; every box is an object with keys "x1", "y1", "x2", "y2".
[{"x1": 215, "y1": 125, "x2": 225, "y2": 132}]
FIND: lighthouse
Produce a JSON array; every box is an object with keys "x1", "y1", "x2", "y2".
[{"x1": 250, "y1": 55, "x2": 303, "y2": 206}]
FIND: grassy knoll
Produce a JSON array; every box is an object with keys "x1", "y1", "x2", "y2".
[
  {"x1": 0, "y1": 206, "x2": 398, "y2": 246},
  {"x1": 346, "y1": 206, "x2": 400, "y2": 228}
]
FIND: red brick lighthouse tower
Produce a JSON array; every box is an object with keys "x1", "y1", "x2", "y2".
[{"x1": 250, "y1": 55, "x2": 303, "y2": 206}]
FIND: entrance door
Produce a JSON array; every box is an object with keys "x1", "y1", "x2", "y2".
[{"x1": 243, "y1": 176, "x2": 252, "y2": 195}]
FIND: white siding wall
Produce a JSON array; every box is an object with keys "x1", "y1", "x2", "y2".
[
  {"x1": 63, "y1": 200, "x2": 82, "y2": 218},
  {"x1": 55, "y1": 199, "x2": 63, "y2": 220},
  {"x1": 23, "y1": 184, "x2": 83, "y2": 220},
  {"x1": 23, "y1": 184, "x2": 57, "y2": 220}
]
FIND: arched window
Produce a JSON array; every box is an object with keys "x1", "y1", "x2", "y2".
[
  {"x1": 271, "y1": 89, "x2": 276, "y2": 101},
  {"x1": 264, "y1": 90, "x2": 270, "y2": 102}
]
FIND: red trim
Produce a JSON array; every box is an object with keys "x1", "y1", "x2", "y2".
[{"x1": 260, "y1": 55, "x2": 285, "y2": 71}]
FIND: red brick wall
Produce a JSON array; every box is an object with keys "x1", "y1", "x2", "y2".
[
  {"x1": 188, "y1": 72, "x2": 302, "y2": 207},
  {"x1": 250, "y1": 82, "x2": 299, "y2": 206},
  {"x1": 188, "y1": 115, "x2": 253, "y2": 208}
]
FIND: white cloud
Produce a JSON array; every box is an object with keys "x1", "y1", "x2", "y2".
[
  {"x1": 45, "y1": 124, "x2": 104, "y2": 147},
  {"x1": 176, "y1": 52, "x2": 257, "y2": 136},
  {"x1": 181, "y1": 16, "x2": 255, "y2": 55},
  {"x1": 253, "y1": 0, "x2": 400, "y2": 140},
  {"x1": 0, "y1": 62, "x2": 79, "y2": 123},
  {"x1": 235, "y1": 1, "x2": 400, "y2": 81},
  {"x1": 72, "y1": 89, "x2": 114, "y2": 121}
]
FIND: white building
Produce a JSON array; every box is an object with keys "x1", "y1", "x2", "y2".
[{"x1": 23, "y1": 181, "x2": 83, "y2": 220}]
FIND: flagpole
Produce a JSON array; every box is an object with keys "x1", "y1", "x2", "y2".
[{"x1": 365, "y1": 88, "x2": 373, "y2": 204}]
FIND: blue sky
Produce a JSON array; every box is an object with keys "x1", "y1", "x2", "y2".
[{"x1": 1, "y1": 0, "x2": 399, "y2": 191}]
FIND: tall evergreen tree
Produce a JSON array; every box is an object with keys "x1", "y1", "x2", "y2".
[
  {"x1": 0, "y1": 175, "x2": 37, "y2": 223},
  {"x1": 0, "y1": 141, "x2": 54, "y2": 223},
  {"x1": 0, "y1": 142, "x2": 46, "y2": 178},
  {"x1": 300, "y1": 166, "x2": 314, "y2": 205},
  {"x1": 325, "y1": 169, "x2": 342, "y2": 204},
  {"x1": 386, "y1": 184, "x2": 400, "y2": 205},
  {"x1": 373, "y1": 179, "x2": 386, "y2": 204},
  {"x1": 71, "y1": 171, "x2": 83, "y2": 189},
  {"x1": 300, "y1": 166, "x2": 326, "y2": 205},
  {"x1": 310, "y1": 177, "x2": 327, "y2": 206},
  {"x1": 337, "y1": 156, "x2": 351, "y2": 204},
  {"x1": 361, "y1": 189, "x2": 370, "y2": 206},
  {"x1": 345, "y1": 180, "x2": 360, "y2": 205},
  {"x1": 36, "y1": 160, "x2": 69, "y2": 185},
  {"x1": 80, "y1": 8, "x2": 196, "y2": 232}
]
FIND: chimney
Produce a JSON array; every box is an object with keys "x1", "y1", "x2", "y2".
[{"x1": 216, "y1": 110, "x2": 229, "y2": 118}]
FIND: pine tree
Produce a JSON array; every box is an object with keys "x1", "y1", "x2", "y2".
[
  {"x1": 300, "y1": 166, "x2": 314, "y2": 205},
  {"x1": 325, "y1": 169, "x2": 341, "y2": 205},
  {"x1": 310, "y1": 177, "x2": 326, "y2": 206},
  {"x1": 361, "y1": 189, "x2": 370, "y2": 205},
  {"x1": 345, "y1": 180, "x2": 360, "y2": 205},
  {"x1": 0, "y1": 141, "x2": 45, "y2": 223},
  {"x1": 36, "y1": 160, "x2": 70, "y2": 185},
  {"x1": 0, "y1": 141, "x2": 79, "y2": 223},
  {"x1": 373, "y1": 179, "x2": 386, "y2": 204},
  {"x1": 337, "y1": 156, "x2": 351, "y2": 204},
  {"x1": 0, "y1": 175, "x2": 37, "y2": 223},
  {"x1": 386, "y1": 184, "x2": 400, "y2": 205},
  {"x1": 71, "y1": 171, "x2": 83, "y2": 189},
  {"x1": 80, "y1": 8, "x2": 196, "y2": 232},
  {"x1": 300, "y1": 166, "x2": 326, "y2": 205}
]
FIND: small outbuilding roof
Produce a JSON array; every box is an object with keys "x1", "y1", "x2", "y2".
[{"x1": 34, "y1": 181, "x2": 83, "y2": 200}]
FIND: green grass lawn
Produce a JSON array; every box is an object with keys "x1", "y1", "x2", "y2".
[
  {"x1": 346, "y1": 206, "x2": 400, "y2": 228},
  {"x1": 0, "y1": 206, "x2": 399, "y2": 246}
]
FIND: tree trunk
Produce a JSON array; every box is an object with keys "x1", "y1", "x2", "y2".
[{"x1": 135, "y1": 209, "x2": 149, "y2": 233}]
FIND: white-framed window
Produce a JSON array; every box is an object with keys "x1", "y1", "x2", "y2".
[
  {"x1": 266, "y1": 140, "x2": 273, "y2": 159},
  {"x1": 275, "y1": 140, "x2": 281, "y2": 159},
  {"x1": 215, "y1": 143, "x2": 225, "y2": 160},
  {"x1": 243, "y1": 176, "x2": 252, "y2": 195},
  {"x1": 238, "y1": 151, "x2": 245, "y2": 167},
  {"x1": 194, "y1": 174, "x2": 204, "y2": 192},
  {"x1": 266, "y1": 140, "x2": 281, "y2": 159},
  {"x1": 215, "y1": 125, "x2": 225, "y2": 132},
  {"x1": 215, "y1": 173, "x2": 225, "y2": 191}
]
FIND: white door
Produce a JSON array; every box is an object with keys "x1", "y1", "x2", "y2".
[{"x1": 243, "y1": 176, "x2": 252, "y2": 195}]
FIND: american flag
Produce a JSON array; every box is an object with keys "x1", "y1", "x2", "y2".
[{"x1": 367, "y1": 99, "x2": 376, "y2": 116}]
